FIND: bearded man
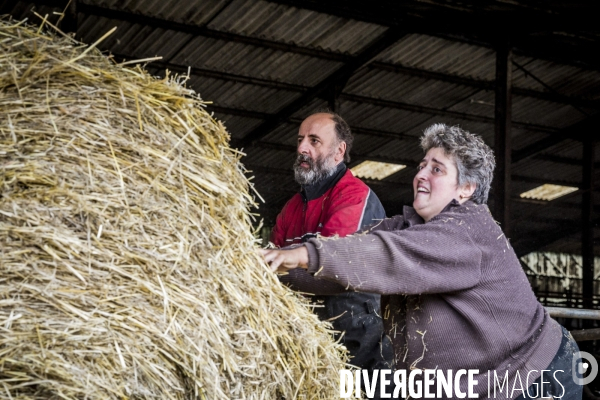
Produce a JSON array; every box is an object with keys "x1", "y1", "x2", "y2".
[{"x1": 270, "y1": 112, "x2": 394, "y2": 398}]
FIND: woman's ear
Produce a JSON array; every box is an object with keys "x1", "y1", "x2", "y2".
[{"x1": 459, "y1": 182, "x2": 476, "y2": 202}]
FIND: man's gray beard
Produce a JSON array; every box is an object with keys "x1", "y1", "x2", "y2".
[{"x1": 294, "y1": 154, "x2": 338, "y2": 186}]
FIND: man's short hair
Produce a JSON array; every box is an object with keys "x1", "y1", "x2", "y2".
[{"x1": 312, "y1": 110, "x2": 353, "y2": 163}]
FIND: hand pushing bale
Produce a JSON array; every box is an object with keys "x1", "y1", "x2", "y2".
[{"x1": 0, "y1": 18, "x2": 346, "y2": 399}]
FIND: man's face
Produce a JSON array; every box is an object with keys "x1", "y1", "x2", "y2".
[{"x1": 294, "y1": 114, "x2": 344, "y2": 185}]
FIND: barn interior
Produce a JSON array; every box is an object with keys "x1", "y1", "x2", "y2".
[{"x1": 4, "y1": 0, "x2": 600, "y2": 389}]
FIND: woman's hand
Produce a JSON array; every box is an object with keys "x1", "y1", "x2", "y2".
[{"x1": 260, "y1": 247, "x2": 309, "y2": 273}]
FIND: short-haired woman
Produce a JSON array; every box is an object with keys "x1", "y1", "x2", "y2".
[{"x1": 262, "y1": 123, "x2": 582, "y2": 399}]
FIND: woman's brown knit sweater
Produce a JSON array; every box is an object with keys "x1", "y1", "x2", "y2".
[{"x1": 298, "y1": 200, "x2": 562, "y2": 399}]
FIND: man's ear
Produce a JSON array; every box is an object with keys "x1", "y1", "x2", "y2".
[
  {"x1": 335, "y1": 141, "x2": 347, "y2": 163},
  {"x1": 459, "y1": 182, "x2": 476, "y2": 202}
]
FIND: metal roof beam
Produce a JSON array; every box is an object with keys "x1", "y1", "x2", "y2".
[
  {"x1": 137, "y1": 53, "x2": 600, "y2": 112},
  {"x1": 119, "y1": 55, "x2": 600, "y2": 112},
  {"x1": 266, "y1": 0, "x2": 600, "y2": 70},
  {"x1": 140, "y1": 59, "x2": 308, "y2": 92},
  {"x1": 151, "y1": 62, "x2": 595, "y2": 137},
  {"x1": 15, "y1": 1, "x2": 350, "y2": 61},
  {"x1": 342, "y1": 125, "x2": 409, "y2": 141},
  {"x1": 267, "y1": 0, "x2": 597, "y2": 33},
  {"x1": 235, "y1": 140, "x2": 417, "y2": 166},
  {"x1": 18, "y1": 1, "x2": 600, "y2": 98},
  {"x1": 512, "y1": 114, "x2": 600, "y2": 163},
  {"x1": 208, "y1": 105, "x2": 269, "y2": 120},
  {"x1": 74, "y1": 3, "x2": 352, "y2": 63},
  {"x1": 143, "y1": 64, "x2": 570, "y2": 135},
  {"x1": 340, "y1": 93, "x2": 557, "y2": 134},
  {"x1": 208, "y1": 104, "x2": 598, "y2": 170},
  {"x1": 370, "y1": 62, "x2": 600, "y2": 111},
  {"x1": 238, "y1": 27, "x2": 407, "y2": 147},
  {"x1": 534, "y1": 154, "x2": 600, "y2": 169},
  {"x1": 208, "y1": 105, "x2": 410, "y2": 140}
]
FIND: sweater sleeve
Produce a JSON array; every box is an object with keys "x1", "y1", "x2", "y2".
[
  {"x1": 305, "y1": 216, "x2": 483, "y2": 295},
  {"x1": 278, "y1": 269, "x2": 350, "y2": 295},
  {"x1": 278, "y1": 215, "x2": 407, "y2": 295},
  {"x1": 362, "y1": 214, "x2": 405, "y2": 234}
]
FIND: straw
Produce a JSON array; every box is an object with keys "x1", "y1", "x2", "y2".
[{"x1": 0, "y1": 18, "x2": 348, "y2": 399}]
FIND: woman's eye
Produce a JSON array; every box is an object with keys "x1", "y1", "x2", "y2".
[
  {"x1": 417, "y1": 165, "x2": 424, "y2": 171},
  {"x1": 434, "y1": 167, "x2": 442, "y2": 173}
]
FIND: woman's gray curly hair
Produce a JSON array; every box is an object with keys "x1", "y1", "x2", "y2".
[{"x1": 420, "y1": 123, "x2": 496, "y2": 204}]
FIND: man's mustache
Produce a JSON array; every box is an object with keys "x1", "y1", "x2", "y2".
[{"x1": 295, "y1": 154, "x2": 314, "y2": 167}]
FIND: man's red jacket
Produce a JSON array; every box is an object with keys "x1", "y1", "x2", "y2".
[
  {"x1": 270, "y1": 163, "x2": 394, "y2": 384},
  {"x1": 271, "y1": 166, "x2": 385, "y2": 246}
]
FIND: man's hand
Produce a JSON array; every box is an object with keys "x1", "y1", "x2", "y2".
[{"x1": 260, "y1": 247, "x2": 309, "y2": 273}]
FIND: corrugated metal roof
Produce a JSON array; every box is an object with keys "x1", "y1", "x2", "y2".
[
  {"x1": 210, "y1": 112, "x2": 263, "y2": 138},
  {"x1": 346, "y1": 68, "x2": 483, "y2": 110},
  {"x1": 209, "y1": 0, "x2": 388, "y2": 55},
  {"x1": 514, "y1": 157, "x2": 582, "y2": 185},
  {"x1": 550, "y1": 139, "x2": 589, "y2": 160},
  {"x1": 350, "y1": 134, "x2": 393, "y2": 156},
  {"x1": 81, "y1": 0, "x2": 226, "y2": 26},
  {"x1": 376, "y1": 34, "x2": 497, "y2": 81},
  {"x1": 261, "y1": 122, "x2": 299, "y2": 144},
  {"x1": 291, "y1": 98, "x2": 329, "y2": 119},
  {"x1": 172, "y1": 36, "x2": 343, "y2": 85},
  {"x1": 189, "y1": 76, "x2": 302, "y2": 114},
  {"x1": 340, "y1": 100, "x2": 432, "y2": 135},
  {"x1": 511, "y1": 128, "x2": 549, "y2": 151},
  {"x1": 513, "y1": 55, "x2": 600, "y2": 99},
  {"x1": 511, "y1": 96, "x2": 588, "y2": 129},
  {"x1": 78, "y1": 15, "x2": 191, "y2": 59},
  {"x1": 6, "y1": 0, "x2": 600, "y2": 256}
]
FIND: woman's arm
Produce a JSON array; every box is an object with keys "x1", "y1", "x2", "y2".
[
  {"x1": 262, "y1": 215, "x2": 483, "y2": 295},
  {"x1": 361, "y1": 214, "x2": 405, "y2": 234},
  {"x1": 278, "y1": 268, "x2": 351, "y2": 295},
  {"x1": 263, "y1": 215, "x2": 407, "y2": 294},
  {"x1": 303, "y1": 218, "x2": 483, "y2": 295}
]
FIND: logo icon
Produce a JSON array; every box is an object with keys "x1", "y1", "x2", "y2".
[{"x1": 573, "y1": 351, "x2": 598, "y2": 385}]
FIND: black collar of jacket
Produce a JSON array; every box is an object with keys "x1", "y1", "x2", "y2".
[
  {"x1": 301, "y1": 162, "x2": 346, "y2": 202},
  {"x1": 402, "y1": 199, "x2": 468, "y2": 227}
]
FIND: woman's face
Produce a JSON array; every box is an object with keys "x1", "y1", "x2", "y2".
[{"x1": 413, "y1": 147, "x2": 471, "y2": 222}]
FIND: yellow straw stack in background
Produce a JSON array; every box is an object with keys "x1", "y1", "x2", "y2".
[{"x1": 0, "y1": 18, "x2": 346, "y2": 399}]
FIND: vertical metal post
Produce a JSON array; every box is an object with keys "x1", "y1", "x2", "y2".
[
  {"x1": 582, "y1": 138, "x2": 595, "y2": 310},
  {"x1": 493, "y1": 41, "x2": 512, "y2": 238},
  {"x1": 327, "y1": 83, "x2": 343, "y2": 113},
  {"x1": 327, "y1": 93, "x2": 338, "y2": 112}
]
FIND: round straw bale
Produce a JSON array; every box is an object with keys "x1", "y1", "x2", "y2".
[{"x1": 0, "y1": 18, "x2": 347, "y2": 399}]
